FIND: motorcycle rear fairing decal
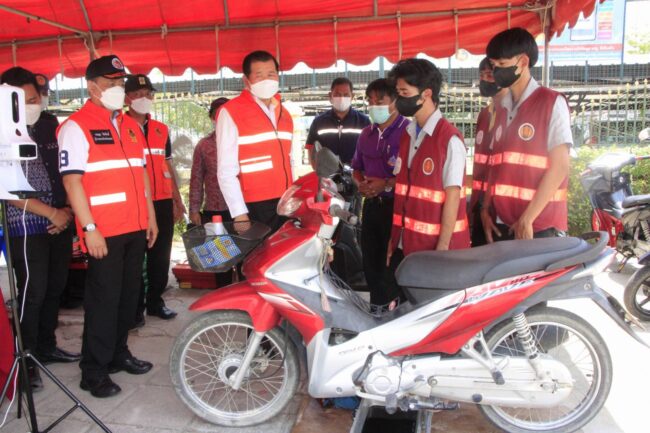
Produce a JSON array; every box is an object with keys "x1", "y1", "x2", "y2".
[{"x1": 463, "y1": 271, "x2": 546, "y2": 305}]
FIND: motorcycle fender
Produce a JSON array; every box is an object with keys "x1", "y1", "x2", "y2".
[
  {"x1": 189, "y1": 282, "x2": 280, "y2": 332},
  {"x1": 637, "y1": 251, "x2": 650, "y2": 266}
]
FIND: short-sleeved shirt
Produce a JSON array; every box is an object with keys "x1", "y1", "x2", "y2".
[
  {"x1": 351, "y1": 115, "x2": 409, "y2": 197},
  {"x1": 305, "y1": 108, "x2": 370, "y2": 164}
]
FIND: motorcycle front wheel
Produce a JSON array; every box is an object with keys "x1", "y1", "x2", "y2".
[
  {"x1": 479, "y1": 307, "x2": 612, "y2": 433},
  {"x1": 169, "y1": 310, "x2": 300, "y2": 426},
  {"x1": 624, "y1": 265, "x2": 650, "y2": 321}
]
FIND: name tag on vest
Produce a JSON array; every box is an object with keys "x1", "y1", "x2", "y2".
[{"x1": 90, "y1": 129, "x2": 115, "y2": 145}]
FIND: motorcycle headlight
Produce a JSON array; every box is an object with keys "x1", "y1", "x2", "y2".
[{"x1": 277, "y1": 185, "x2": 303, "y2": 217}]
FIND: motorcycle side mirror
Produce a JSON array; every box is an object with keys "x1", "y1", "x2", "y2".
[
  {"x1": 639, "y1": 128, "x2": 650, "y2": 142},
  {"x1": 315, "y1": 146, "x2": 341, "y2": 178}
]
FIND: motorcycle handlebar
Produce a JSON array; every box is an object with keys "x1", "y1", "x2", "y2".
[{"x1": 329, "y1": 205, "x2": 359, "y2": 225}]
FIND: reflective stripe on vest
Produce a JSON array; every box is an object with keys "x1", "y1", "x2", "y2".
[
  {"x1": 474, "y1": 153, "x2": 489, "y2": 164},
  {"x1": 89, "y1": 192, "x2": 127, "y2": 206},
  {"x1": 317, "y1": 128, "x2": 363, "y2": 135},
  {"x1": 472, "y1": 180, "x2": 488, "y2": 192},
  {"x1": 239, "y1": 131, "x2": 292, "y2": 145},
  {"x1": 493, "y1": 183, "x2": 567, "y2": 202},
  {"x1": 490, "y1": 151, "x2": 548, "y2": 169},
  {"x1": 395, "y1": 184, "x2": 466, "y2": 202},
  {"x1": 392, "y1": 214, "x2": 468, "y2": 236},
  {"x1": 144, "y1": 148, "x2": 166, "y2": 156},
  {"x1": 240, "y1": 155, "x2": 273, "y2": 174},
  {"x1": 86, "y1": 158, "x2": 144, "y2": 173}
]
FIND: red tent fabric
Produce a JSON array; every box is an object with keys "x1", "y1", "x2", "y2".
[{"x1": 0, "y1": 1, "x2": 599, "y2": 78}]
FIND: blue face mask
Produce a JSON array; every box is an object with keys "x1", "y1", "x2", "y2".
[{"x1": 368, "y1": 105, "x2": 392, "y2": 125}]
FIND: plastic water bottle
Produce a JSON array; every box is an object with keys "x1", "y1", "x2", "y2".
[{"x1": 204, "y1": 215, "x2": 227, "y2": 236}]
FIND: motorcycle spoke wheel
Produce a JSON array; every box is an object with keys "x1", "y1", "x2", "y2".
[
  {"x1": 170, "y1": 311, "x2": 299, "y2": 426},
  {"x1": 480, "y1": 307, "x2": 612, "y2": 433},
  {"x1": 624, "y1": 266, "x2": 650, "y2": 321}
]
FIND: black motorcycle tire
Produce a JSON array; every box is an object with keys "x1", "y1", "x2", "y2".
[{"x1": 624, "y1": 265, "x2": 650, "y2": 321}]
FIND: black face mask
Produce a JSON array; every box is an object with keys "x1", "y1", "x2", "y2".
[
  {"x1": 479, "y1": 80, "x2": 499, "y2": 97},
  {"x1": 395, "y1": 94, "x2": 423, "y2": 117},
  {"x1": 493, "y1": 65, "x2": 520, "y2": 89}
]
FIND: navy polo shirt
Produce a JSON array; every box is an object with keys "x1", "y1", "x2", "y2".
[{"x1": 306, "y1": 108, "x2": 370, "y2": 164}]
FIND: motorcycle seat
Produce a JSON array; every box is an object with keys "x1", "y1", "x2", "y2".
[
  {"x1": 622, "y1": 194, "x2": 650, "y2": 209},
  {"x1": 396, "y1": 236, "x2": 600, "y2": 290}
]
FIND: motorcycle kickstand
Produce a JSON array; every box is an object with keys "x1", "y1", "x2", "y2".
[{"x1": 616, "y1": 256, "x2": 629, "y2": 273}]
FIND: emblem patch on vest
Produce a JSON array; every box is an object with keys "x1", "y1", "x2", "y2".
[
  {"x1": 518, "y1": 123, "x2": 535, "y2": 141},
  {"x1": 476, "y1": 130, "x2": 484, "y2": 145},
  {"x1": 394, "y1": 156, "x2": 402, "y2": 174},
  {"x1": 127, "y1": 129, "x2": 138, "y2": 143},
  {"x1": 90, "y1": 129, "x2": 114, "y2": 145},
  {"x1": 422, "y1": 158, "x2": 434, "y2": 175},
  {"x1": 495, "y1": 125, "x2": 503, "y2": 142}
]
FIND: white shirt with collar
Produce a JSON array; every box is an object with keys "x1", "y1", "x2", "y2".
[
  {"x1": 402, "y1": 109, "x2": 466, "y2": 188},
  {"x1": 500, "y1": 77, "x2": 573, "y2": 151},
  {"x1": 216, "y1": 93, "x2": 280, "y2": 218}
]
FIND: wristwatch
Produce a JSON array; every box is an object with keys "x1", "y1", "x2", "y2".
[
  {"x1": 384, "y1": 179, "x2": 393, "y2": 193},
  {"x1": 82, "y1": 223, "x2": 97, "y2": 233}
]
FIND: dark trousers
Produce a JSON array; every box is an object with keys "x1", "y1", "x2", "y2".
[
  {"x1": 138, "y1": 199, "x2": 173, "y2": 315},
  {"x1": 361, "y1": 197, "x2": 394, "y2": 305},
  {"x1": 247, "y1": 198, "x2": 285, "y2": 232},
  {"x1": 81, "y1": 230, "x2": 146, "y2": 380},
  {"x1": 377, "y1": 248, "x2": 406, "y2": 306},
  {"x1": 491, "y1": 224, "x2": 566, "y2": 242},
  {"x1": 10, "y1": 229, "x2": 73, "y2": 356},
  {"x1": 200, "y1": 210, "x2": 235, "y2": 288},
  {"x1": 470, "y1": 211, "x2": 487, "y2": 247}
]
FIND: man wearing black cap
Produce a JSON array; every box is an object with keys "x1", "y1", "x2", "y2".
[
  {"x1": 125, "y1": 74, "x2": 185, "y2": 324},
  {"x1": 58, "y1": 55, "x2": 158, "y2": 398}
]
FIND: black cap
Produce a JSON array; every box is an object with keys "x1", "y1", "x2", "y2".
[
  {"x1": 34, "y1": 73, "x2": 50, "y2": 94},
  {"x1": 125, "y1": 74, "x2": 156, "y2": 93},
  {"x1": 85, "y1": 55, "x2": 127, "y2": 80}
]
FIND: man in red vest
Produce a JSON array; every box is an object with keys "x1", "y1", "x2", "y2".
[
  {"x1": 481, "y1": 28, "x2": 572, "y2": 242},
  {"x1": 125, "y1": 74, "x2": 185, "y2": 324},
  {"x1": 216, "y1": 50, "x2": 293, "y2": 232},
  {"x1": 58, "y1": 55, "x2": 158, "y2": 398},
  {"x1": 469, "y1": 58, "x2": 507, "y2": 247},
  {"x1": 382, "y1": 58, "x2": 470, "y2": 303}
]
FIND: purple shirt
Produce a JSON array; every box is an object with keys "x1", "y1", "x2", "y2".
[{"x1": 351, "y1": 115, "x2": 409, "y2": 196}]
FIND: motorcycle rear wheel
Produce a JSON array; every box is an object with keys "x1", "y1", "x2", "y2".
[
  {"x1": 479, "y1": 307, "x2": 612, "y2": 433},
  {"x1": 169, "y1": 310, "x2": 300, "y2": 426},
  {"x1": 624, "y1": 265, "x2": 650, "y2": 321}
]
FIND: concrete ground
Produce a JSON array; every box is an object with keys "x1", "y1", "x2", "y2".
[{"x1": 1, "y1": 244, "x2": 650, "y2": 433}]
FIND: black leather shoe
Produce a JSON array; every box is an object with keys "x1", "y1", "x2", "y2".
[
  {"x1": 80, "y1": 376, "x2": 121, "y2": 398},
  {"x1": 38, "y1": 347, "x2": 81, "y2": 364},
  {"x1": 27, "y1": 364, "x2": 43, "y2": 392},
  {"x1": 108, "y1": 356, "x2": 153, "y2": 375},
  {"x1": 147, "y1": 306, "x2": 177, "y2": 320}
]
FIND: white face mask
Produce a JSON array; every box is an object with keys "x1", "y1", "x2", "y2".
[
  {"x1": 40, "y1": 96, "x2": 49, "y2": 110},
  {"x1": 249, "y1": 79, "x2": 279, "y2": 99},
  {"x1": 130, "y1": 97, "x2": 153, "y2": 114},
  {"x1": 332, "y1": 96, "x2": 352, "y2": 112},
  {"x1": 368, "y1": 105, "x2": 392, "y2": 125},
  {"x1": 25, "y1": 103, "x2": 42, "y2": 126},
  {"x1": 92, "y1": 83, "x2": 125, "y2": 111}
]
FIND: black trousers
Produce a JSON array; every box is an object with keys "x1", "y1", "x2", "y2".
[
  {"x1": 247, "y1": 198, "x2": 285, "y2": 232},
  {"x1": 10, "y1": 229, "x2": 73, "y2": 356},
  {"x1": 138, "y1": 199, "x2": 173, "y2": 315},
  {"x1": 360, "y1": 197, "x2": 394, "y2": 305},
  {"x1": 81, "y1": 230, "x2": 146, "y2": 380},
  {"x1": 377, "y1": 248, "x2": 406, "y2": 306},
  {"x1": 491, "y1": 224, "x2": 566, "y2": 242}
]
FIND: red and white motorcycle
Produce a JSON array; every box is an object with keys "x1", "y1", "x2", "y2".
[{"x1": 170, "y1": 149, "x2": 644, "y2": 433}]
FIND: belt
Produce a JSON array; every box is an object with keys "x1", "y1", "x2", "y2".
[{"x1": 365, "y1": 196, "x2": 394, "y2": 204}]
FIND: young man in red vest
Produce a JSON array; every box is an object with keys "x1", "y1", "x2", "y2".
[
  {"x1": 469, "y1": 58, "x2": 507, "y2": 247},
  {"x1": 481, "y1": 28, "x2": 572, "y2": 242},
  {"x1": 125, "y1": 74, "x2": 185, "y2": 324},
  {"x1": 58, "y1": 55, "x2": 158, "y2": 398},
  {"x1": 216, "y1": 50, "x2": 293, "y2": 232},
  {"x1": 382, "y1": 58, "x2": 470, "y2": 303}
]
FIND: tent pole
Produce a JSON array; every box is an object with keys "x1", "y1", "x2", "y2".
[
  {"x1": 541, "y1": 7, "x2": 551, "y2": 87},
  {"x1": 0, "y1": 5, "x2": 85, "y2": 34}
]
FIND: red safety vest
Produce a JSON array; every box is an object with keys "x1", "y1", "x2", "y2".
[
  {"x1": 61, "y1": 101, "x2": 149, "y2": 239},
  {"x1": 142, "y1": 116, "x2": 173, "y2": 201},
  {"x1": 391, "y1": 117, "x2": 470, "y2": 256},
  {"x1": 469, "y1": 104, "x2": 496, "y2": 214},
  {"x1": 225, "y1": 90, "x2": 293, "y2": 203},
  {"x1": 490, "y1": 86, "x2": 568, "y2": 232}
]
